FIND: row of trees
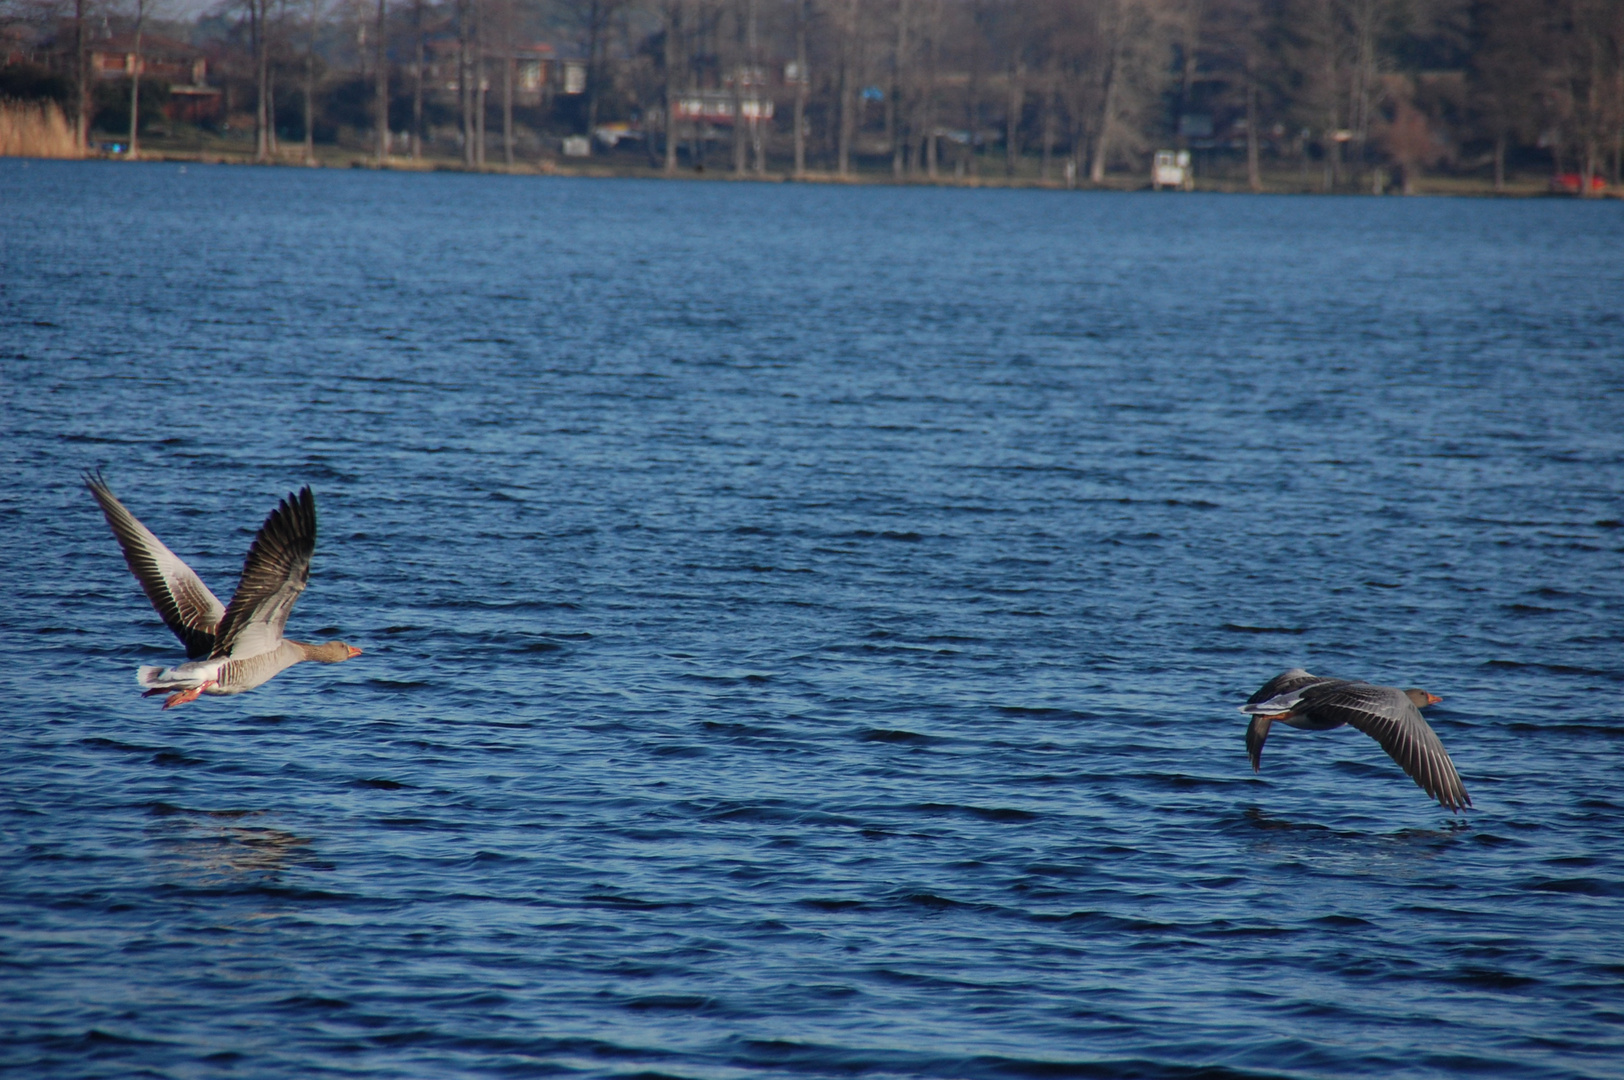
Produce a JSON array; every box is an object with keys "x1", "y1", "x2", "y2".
[{"x1": 3, "y1": 0, "x2": 1622, "y2": 189}]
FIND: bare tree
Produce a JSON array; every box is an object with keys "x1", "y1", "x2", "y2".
[
  {"x1": 1206, "y1": 0, "x2": 1269, "y2": 190},
  {"x1": 1279, "y1": 0, "x2": 1351, "y2": 189},
  {"x1": 502, "y1": 31, "x2": 513, "y2": 165},
  {"x1": 835, "y1": 0, "x2": 860, "y2": 174},
  {"x1": 302, "y1": 0, "x2": 322, "y2": 162},
  {"x1": 920, "y1": 0, "x2": 939, "y2": 177},
  {"x1": 1471, "y1": 0, "x2": 1541, "y2": 190},
  {"x1": 890, "y1": 0, "x2": 910, "y2": 175},
  {"x1": 747, "y1": 0, "x2": 763, "y2": 171},
  {"x1": 410, "y1": 0, "x2": 423, "y2": 158},
  {"x1": 73, "y1": 0, "x2": 90, "y2": 152},
  {"x1": 473, "y1": 0, "x2": 485, "y2": 165},
  {"x1": 374, "y1": 0, "x2": 388, "y2": 161},
  {"x1": 1005, "y1": 57, "x2": 1022, "y2": 177},
  {"x1": 1088, "y1": 0, "x2": 1177, "y2": 183},
  {"x1": 1551, "y1": 0, "x2": 1624, "y2": 195},
  {"x1": 125, "y1": 0, "x2": 151, "y2": 160},
  {"x1": 663, "y1": 0, "x2": 681, "y2": 173},
  {"x1": 793, "y1": 0, "x2": 808, "y2": 175},
  {"x1": 246, "y1": 0, "x2": 272, "y2": 160},
  {"x1": 456, "y1": 0, "x2": 474, "y2": 165},
  {"x1": 16, "y1": 0, "x2": 1608, "y2": 191}
]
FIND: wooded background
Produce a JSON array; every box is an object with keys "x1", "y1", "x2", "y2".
[{"x1": 2, "y1": 0, "x2": 1620, "y2": 191}]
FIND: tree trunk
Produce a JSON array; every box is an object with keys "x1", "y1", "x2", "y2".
[
  {"x1": 793, "y1": 0, "x2": 807, "y2": 176},
  {"x1": 459, "y1": 1, "x2": 474, "y2": 166},
  {"x1": 732, "y1": 2, "x2": 746, "y2": 175},
  {"x1": 1581, "y1": 48, "x2": 1602, "y2": 198},
  {"x1": 837, "y1": 0, "x2": 858, "y2": 176},
  {"x1": 1177, "y1": 0, "x2": 1199, "y2": 141},
  {"x1": 412, "y1": 0, "x2": 424, "y2": 158},
  {"x1": 1245, "y1": 56, "x2": 1261, "y2": 192},
  {"x1": 254, "y1": 0, "x2": 270, "y2": 162},
  {"x1": 474, "y1": 0, "x2": 486, "y2": 168},
  {"x1": 1039, "y1": 64, "x2": 1055, "y2": 180},
  {"x1": 376, "y1": 0, "x2": 389, "y2": 162},
  {"x1": 748, "y1": 0, "x2": 764, "y2": 173},
  {"x1": 892, "y1": 0, "x2": 909, "y2": 178},
  {"x1": 503, "y1": 53, "x2": 514, "y2": 165},
  {"x1": 304, "y1": 34, "x2": 315, "y2": 163},
  {"x1": 1090, "y1": 56, "x2": 1117, "y2": 183},
  {"x1": 664, "y1": 0, "x2": 680, "y2": 174},
  {"x1": 1005, "y1": 63, "x2": 1021, "y2": 178},
  {"x1": 587, "y1": 0, "x2": 603, "y2": 154},
  {"x1": 1351, "y1": 0, "x2": 1374, "y2": 164},
  {"x1": 1493, "y1": 129, "x2": 1505, "y2": 192},
  {"x1": 923, "y1": 0, "x2": 939, "y2": 179},
  {"x1": 128, "y1": 1, "x2": 146, "y2": 161},
  {"x1": 74, "y1": 0, "x2": 87, "y2": 153},
  {"x1": 1068, "y1": 113, "x2": 1082, "y2": 187},
  {"x1": 267, "y1": 63, "x2": 278, "y2": 155}
]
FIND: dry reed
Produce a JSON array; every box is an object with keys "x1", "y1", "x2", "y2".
[{"x1": 0, "y1": 99, "x2": 81, "y2": 159}]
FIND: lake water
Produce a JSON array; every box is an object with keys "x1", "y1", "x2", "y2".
[{"x1": 2, "y1": 161, "x2": 1623, "y2": 1079}]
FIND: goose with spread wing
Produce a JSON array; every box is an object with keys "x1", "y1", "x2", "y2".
[
  {"x1": 1240, "y1": 669, "x2": 1471, "y2": 811},
  {"x1": 86, "y1": 473, "x2": 360, "y2": 708}
]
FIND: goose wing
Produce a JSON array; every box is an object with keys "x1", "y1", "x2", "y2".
[
  {"x1": 210, "y1": 487, "x2": 317, "y2": 660},
  {"x1": 1241, "y1": 668, "x2": 1336, "y2": 714},
  {"x1": 85, "y1": 472, "x2": 225, "y2": 660},
  {"x1": 1243, "y1": 669, "x2": 1336, "y2": 772},
  {"x1": 1244, "y1": 713, "x2": 1274, "y2": 773},
  {"x1": 1298, "y1": 682, "x2": 1471, "y2": 811}
]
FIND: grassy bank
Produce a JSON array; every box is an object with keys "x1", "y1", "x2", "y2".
[{"x1": 35, "y1": 127, "x2": 1614, "y2": 199}]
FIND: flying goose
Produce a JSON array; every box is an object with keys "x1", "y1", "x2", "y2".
[
  {"x1": 1240, "y1": 669, "x2": 1471, "y2": 811},
  {"x1": 86, "y1": 473, "x2": 360, "y2": 708}
]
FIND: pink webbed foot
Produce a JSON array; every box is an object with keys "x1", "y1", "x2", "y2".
[{"x1": 161, "y1": 684, "x2": 211, "y2": 709}]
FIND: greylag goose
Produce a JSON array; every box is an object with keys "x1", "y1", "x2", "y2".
[
  {"x1": 86, "y1": 473, "x2": 360, "y2": 708},
  {"x1": 1240, "y1": 669, "x2": 1471, "y2": 811}
]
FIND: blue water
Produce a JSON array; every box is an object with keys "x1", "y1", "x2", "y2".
[{"x1": 3, "y1": 160, "x2": 1623, "y2": 1080}]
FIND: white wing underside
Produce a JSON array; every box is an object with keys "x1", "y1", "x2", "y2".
[{"x1": 1240, "y1": 691, "x2": 1308, "y2": 714}]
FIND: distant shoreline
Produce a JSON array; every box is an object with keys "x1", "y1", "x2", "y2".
[{"x1": 14, "y1": 146, "x2": 1619, "y2": 199}]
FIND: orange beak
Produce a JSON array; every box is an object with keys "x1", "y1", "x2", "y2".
[
  {"x1": 1425, "y1": 693, "x2": 1442, "y2": 706},
  {"x1": 347, "y1": 646, "x2": 364, "y2": 659}
]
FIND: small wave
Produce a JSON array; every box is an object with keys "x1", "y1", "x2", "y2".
[
  {"x1": 80, "y1": 737, "x2": 161, "y2": 754},
  {"x1": 582, "y1": 893, "x2": 695, "y2": 911},
  {"x1": 1521, "y1": 877, "x2": 1624, "y2": 897},
  {"x1": 798, "y1": 897, "x2": 866, "y2": 912},
  {"x1": 273, "y1": 994, "x2": 352, "y2": 1011},
  {"x1": 147, "y1": 802, "x2": 257, "y2": 818},
  {"x1": 151, "y1": 750, "x2": 205, "y2": 767},
  {"x1": 350, "y1": 777, "x2": 410, "y2": 790},
  {"x1": 860, "y1": 727, "x2": 932, "y2": 743},
  {"x1": 908, "y1": 803, "x2": 1039, "y2": 823},
  {"x1": 622, "y1": 994, "x2": 716, "y2": 1012}
]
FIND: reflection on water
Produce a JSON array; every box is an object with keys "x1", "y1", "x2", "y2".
[{"x1": 147, "y1": 807, "x2": 321, "y2": 886}]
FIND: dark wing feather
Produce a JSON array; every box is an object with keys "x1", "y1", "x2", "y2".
[
  {"x1": 1297, "y1": 682, "x2": 1472, "y2": 811},
  {"x1": 210, "y1": 487, "x2": 317, "y2": 660},
  {"x1": 85, "y1": 472, "x2": 225, "y2": 660},
  {"x1": 1245, "y1": 713, "x2": 1273, "y2": 772},
  {"x1": 1246, "y1": 668, "x2": 1328, "y2": 706}
]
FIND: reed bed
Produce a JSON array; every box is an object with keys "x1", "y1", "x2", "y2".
[{"x1": 0, "y1": 100, "x2": 80, "y2": 159}]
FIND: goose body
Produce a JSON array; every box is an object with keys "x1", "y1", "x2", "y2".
[
  {"x1": 87, "y1": 474, "x2": 360, "y2": 708},
  {"x1": 1240, "y1": 669, "x2": 1471, "y2": 811}
]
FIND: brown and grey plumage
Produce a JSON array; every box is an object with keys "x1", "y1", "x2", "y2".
[
  {"x1": 1240, "y1": 669, "x2": 1471, "y2": 812},
  {"x1": 86, "y1": 472, "x2": 226, "y2": 660},
  {"x1": 86, "y1": 474, "x2": 360, "y2": 708}
]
